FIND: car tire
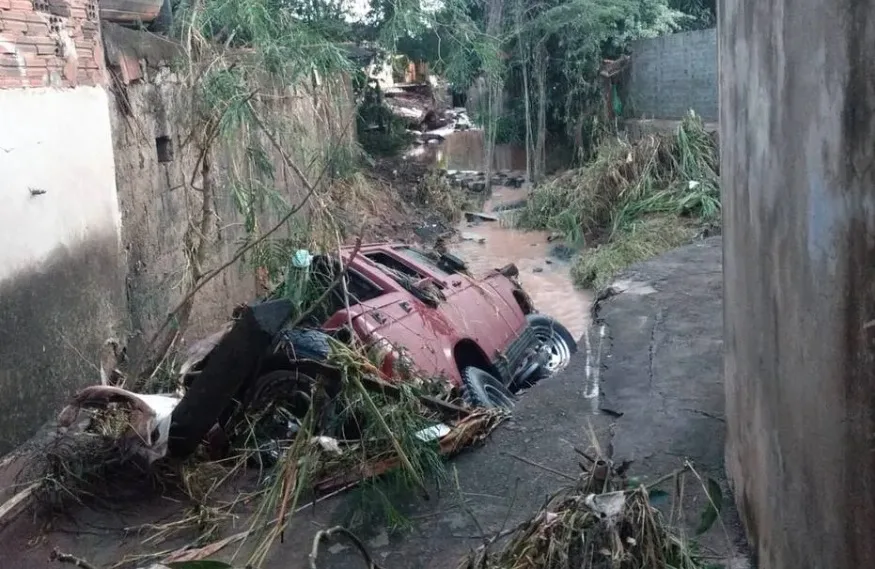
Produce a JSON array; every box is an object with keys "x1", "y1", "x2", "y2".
[
  {"x1": 234, "y1": 366, "x2": 344, "y2": 466},
  {"x1": 526, "y1": 314, "x2": 577, "y2": 375},
  {"x1": 461, "y1": 366, "x2": 515, "y2": 410},
  {"x1": 279, "y1": 328, "x2": 332, "y2": 360}
]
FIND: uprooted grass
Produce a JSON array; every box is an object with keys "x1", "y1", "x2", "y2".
[
  {"x1": 20, "y1": 334, "x2": 503, "y2": 568},
  {"x1": 517, "y1": 112, "x2": 719, "y2": 287},
  {"x1": 570, "y1": 217, "x2": 700, "y2": 290},
  {"x1": 242, "y1": 340, "x2": 454, "y2": 566}
]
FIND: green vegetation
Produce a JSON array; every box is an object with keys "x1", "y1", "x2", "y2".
[{"x1": 517, "y1": 112, "x2": 719, "y2": 288}]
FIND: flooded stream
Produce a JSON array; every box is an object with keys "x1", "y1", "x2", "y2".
[{"x1": 416, "y1": 129, "x2": 592, "y2": 341}]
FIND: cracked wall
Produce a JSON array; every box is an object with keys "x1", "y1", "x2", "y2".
[{"x1": 721, "y1": 0, "x2": 875, "y2": 567}]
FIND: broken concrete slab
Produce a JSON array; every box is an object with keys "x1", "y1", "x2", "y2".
[{"x1": 592, "y1": 236, "x2": 751, "y2": 565}]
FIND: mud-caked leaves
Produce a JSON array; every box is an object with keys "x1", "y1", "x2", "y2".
[{"x1": 695, "y1": 476, "x2": 724, "y2": 535}]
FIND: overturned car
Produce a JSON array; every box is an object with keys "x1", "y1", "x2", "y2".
[{"x1": 165, "y1": 243, "x2": 576, "y2": 457}]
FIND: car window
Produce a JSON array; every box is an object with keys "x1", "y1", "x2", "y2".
[
  {"x1": 365, "y1": 252, "x2": 425, "y2": 280},
  {"x1": 306, "y1": 256, "x2": 383, "y2": 322},
  {"x1": 393, "y1": 247, "x2": 452, "y2": 277}
]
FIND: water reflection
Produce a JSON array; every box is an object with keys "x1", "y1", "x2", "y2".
[{"x1": 416, "y1": 129, "x2": 528, "y2": 172}]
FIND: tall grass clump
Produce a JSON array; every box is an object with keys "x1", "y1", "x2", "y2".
[{"x1": 516, "y1": 112, "x2": 719, "y2": 287}]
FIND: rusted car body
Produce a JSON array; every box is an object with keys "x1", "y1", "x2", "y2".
[{"x1": 316, "y1": 243, "x2": 541, "y2": 387}]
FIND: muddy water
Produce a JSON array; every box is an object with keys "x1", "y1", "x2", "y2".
[
  {"x1": 416, "y1": 129, "x2": 529, "y2": 172},
  {"x1": 451, "y1": 188, "x2": 592, "y2": 341},
  {"x1": 422, "y1": 129, "x2": 592, "y2": 340}
]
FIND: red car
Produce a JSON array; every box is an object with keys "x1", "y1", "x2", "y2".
[{"x1": 257, "y1": 243, "x2": 577, "y2": 409}]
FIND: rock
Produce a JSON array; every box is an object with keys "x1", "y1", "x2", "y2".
[
  {"x1": 549, "y1": 244, "x2": 575, "y2": 261},
  {"x1": 533, "y1": 267, "x2": 544, "y2": 273},
  {"x1": 464, "y1": 211, "x2": 500, "y2": 222},
  {"x1": 469, "y1": 180, "x2": 487, "y2": 193},
  {"x1": 461, "y1": 232, "x2": 486, "y2": 243},
  {"x1": 545, "y1": 259, "x2": 553, "y2": 264}
]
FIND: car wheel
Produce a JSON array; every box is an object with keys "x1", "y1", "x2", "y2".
[
  {"x1": 461, "y1": 367, "x2": 515, "y2": 410},
  {"x1": 233, "y1": 366, "x2": 338, "y2": 465},
  {"x1": 278, "y1": 328, "x2": 332, "y2": 360},
  {"x1": 527, "y1": 315, "x2": 577, "y2": 375}
]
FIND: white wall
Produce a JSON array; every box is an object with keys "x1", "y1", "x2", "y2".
[{"x1": 0, "y1": 86, "x2": 121, "y2": 281}]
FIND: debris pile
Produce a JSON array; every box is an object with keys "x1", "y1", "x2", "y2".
[
  {"x1": 459, "y1": 451, "x2": 724, "y2": 569},
  {"x1": 6, "y1": 292, "x2": 509, "y2": 567}
]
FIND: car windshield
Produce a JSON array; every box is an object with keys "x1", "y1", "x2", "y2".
[{"x1": 394, "y1": 247, "x2": 452, "y2": 277}]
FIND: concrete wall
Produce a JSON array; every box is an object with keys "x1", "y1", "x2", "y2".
[
  {"x1": 0, "y1": 2, "x2": 125, "y2": 452},
  {"x1": 626, "y1": 29, "x2": 717, "y2": 121},
  {"x1": 721, "y1": 1, "x2": 875, "y2": 568},
  {"x1": 103, "y1": 24, "x2": 357, "y2": 353}
]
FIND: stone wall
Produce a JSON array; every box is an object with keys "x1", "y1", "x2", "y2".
[
  {"x1": 626, "y1": 28, "x2": 718, "y2": 121},
  {"x1": 0, "y1": 2, "x2": 125, "y2": 453},
  {"x1": 103, "y1": 24, "x2": 357, "y2": 355},
  {"x1": 721, "y1": 0, "x2": 875, "y2": 567}
]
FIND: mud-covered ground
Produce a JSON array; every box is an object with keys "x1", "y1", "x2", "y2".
[{"x1": 0, "y1": 237, "x2": 751, "y2": 569}]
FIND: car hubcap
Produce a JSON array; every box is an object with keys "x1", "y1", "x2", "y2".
[{"x1": 535, "y1": 330, "x2": 572, "y2": 372}]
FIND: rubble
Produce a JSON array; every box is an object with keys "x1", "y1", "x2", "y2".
[{"x1": 8, "y1": 265, "x2": 515, "y2": 566}]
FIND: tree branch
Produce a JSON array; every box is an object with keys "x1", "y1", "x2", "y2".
[{"x1": 133, "y1": 102, "x2": 356, "y2": 383}]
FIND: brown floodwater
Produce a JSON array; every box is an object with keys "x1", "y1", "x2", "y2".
[
  {"x1": 415, "y1": 129, "x2": 529, "y2": 172},
  {"x1": 451, "y1": 188, "x2": 593, "y2": 342},
  {"x1": 413, "y1": 128, "x2": 592, "y2": 341}
]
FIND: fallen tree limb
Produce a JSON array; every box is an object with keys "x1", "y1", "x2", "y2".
[{"x1": 0, "y1": 482, "x2": 38, "y2": 528}]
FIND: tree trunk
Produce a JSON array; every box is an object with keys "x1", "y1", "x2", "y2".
[
  {"x1": 534, "y1": 42, "x2": 547, "y2": 182},
  {"x1": 515, "y1": 1, "x2": 533, "y2": 183}
]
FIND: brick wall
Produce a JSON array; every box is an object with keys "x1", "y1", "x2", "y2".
[
  {"x1": 0, "y1": 0, "x2": 104, "y2": 89},
  {"x1": 625, "y1": 29, "x2": 717, "y2": 121}
]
